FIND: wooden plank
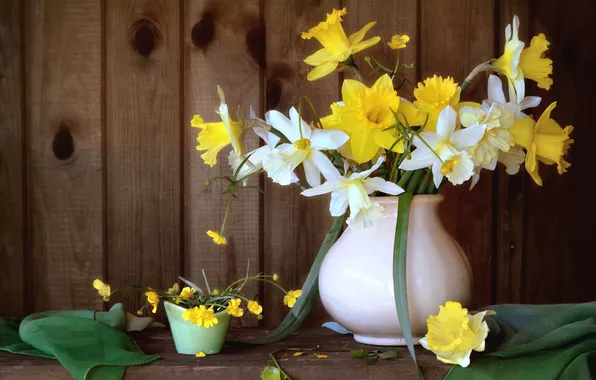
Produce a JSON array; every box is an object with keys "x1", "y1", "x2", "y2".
[
  {"x1": 345, "y1": 0, "x2": 418, "y2": 99},
  {"x1": 419, "y1": 0, "x2": 496, "y2": 308},
  {"x1": 105, "y1": 0, "x2": 181, "y2": 312},
  {"x1": 184, "y1": 0, "x2": 262, "y2": 326},
  {"x1": 494, "y1": 0, "x2": 529, "y2": 304},
  {"x1": 25, "y1": 0, "x2": 103, "y2": 311},
  {"x1": 0, "y1": 0, "x2": 25, "y2": 316},
  {"x1": 521, "y1": 0, "x2": 596, "y2": 304},
  {"x1": 262, "y1": 0, "x2": 341, "y2": 327},
  {"x1": 0, "y1": 329, "x2": 450, "y2": 380}
]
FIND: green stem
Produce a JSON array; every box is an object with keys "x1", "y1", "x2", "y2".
[
  {"x1": 367, "y1": 56, "x2": 393, "y2": 74},
  {"x1": 428, "y1": 180, "x2": 437, "y2": 194},
  {"x1": 396, "y1": 170, "x2": 414, "y2": 188},
  {"x1": 270, "y1": 353, "x2": 292, "y2": 380},
  {"x1": 391, "y1": 50, "x2": 400, "y2": 81},
  {"x1": 416, "y1": 170, "x2": 432, "y2": 194},
  {"x1": 235, "y1": 168, "x2": 264, "y2": 184},
  {"x1": 406, "y1": 170, "x2": 424, "y2": 193},
  {"x1": 219, "y1": 193, "x2": 234, "y2": 236}
]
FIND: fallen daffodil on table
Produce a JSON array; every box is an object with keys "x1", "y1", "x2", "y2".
[{"x1": 420, "y1": 301, "x2": 490, "y2": 368}]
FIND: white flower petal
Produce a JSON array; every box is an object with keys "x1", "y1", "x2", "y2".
[
  {"x1": 519, "y1": 96, "x2": 541, "y2": 110},
  {"x1": 445, "y1": 152, "x2": 475, "y2": 186},
  {"x1": 309, "y1": 129, "x2": 349, "y2": 150},
  {"x1": 435, "y1": 106, "x2": 457, "y2": 141},
  {"x1": 265, "y1": 110, "x2": 299, "y2": 142},
  {"x1": 302, "y1": 155, "x2": 321, "y2": 187},
  {"x1": 262, "y1": 146, "x2": 306, "y2": 186},
  {"x1": 346, "y1": 202, "x2": 383, "y2": 229},
  {"x1": 499, "y1": 147, "x2": 525, "y2": 175},
  {"x1": 399, "y1": 148, "x2": 434, "y2": 171},
  {"x1": 487, "y1": 74, "x2": 507, "y2": 104},
  {"x1": 351, "y1": 155, "x2": 386, "y2": 179},
  {"x1": 450, "y1": 124, "x2": 485, "y2": 149},
  {"x1": 289, "y1": 107, "x2": 312, "y2": 140},
  {"x1": 363, "y1": 177, "x2": 404, "y2": 196},
  {"x1": 311, "y1": 150, "x2": 341, "y2": 181},
  {"x1": 412, "y1": 132, "x2": 440, "y2": 150},
  {"x1": 432, "y1": 161, "x2": 444, "y2": 188},
  {"x1": 301, "y1": 179, "x2": 343, "y2": 197},
  {"x1": 329, "y1": 190, "x2": 349, "y2": 217}
]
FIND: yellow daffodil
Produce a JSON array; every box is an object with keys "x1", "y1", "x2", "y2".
[
  {"x1": 508, "y1": 102, "x2": 573, "y2": 186},
  {"x1": 145, "y1": 291, "x2": 160, "y2": 313},
  {"x1": 413, "y1": 75, "x2": 461, "y2": 131},
  {"x1": 283, "y1": 289, "x2": 303, "y2": 308},
  {"x1": 492, "y1": 16, "x2": 553, "y2": 100},
  {"x1": 420, "y1": 301, "x2": 490, "y2": 368},
  {"x1": 247, "y1": 300, "x2": 263, "y2": 315},
  {"x1": 93, "y1": 279, "x2": 111, "y2": 302},
  {"x1": 388, "y1": 34, "x2": 409, "y2": 50},
  {"x1": 167, "y1": 283, "x2": 180, "y2": 295},
  {"x1": 302, "y1": 156, "x2": 403, "y2": 228},
  {"x1": 192, "y1": 86, "x2": 244, "y2": 167},
  {"x1": 320, "y1": 74, "x2": 422, "y2": 163},
  {"x1": 195, "y1": 352, "x2": 206, "y2": 358},
  {"x1": 301, "y1": 8, "x2": 380, "y2": 81},
  {"x1": 183, "y1": 305, "x2": 219, "y2": 328},
  {"x1": 227, "y1": 298, "x2": 244, "y2": 317},
  {"x1": 519, "y1": 33, "x2": 553, "y2": 90},
  {"x1": 272, "y1": 273, "x2": 279, "y2": 282},
  {"x1": 206, "y1": 230, "x2": 227, "y2": 245}
]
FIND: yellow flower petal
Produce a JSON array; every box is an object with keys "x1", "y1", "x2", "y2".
[
  {"x1": 348, "y1": 20, "x2": 378, "y2": 45},
  {"x1": 351, "y1": 36, "x2": 381, "y2": 55},
  {"x1": 206, "y1": 230, "x2": 227, "y2": 245},
  {"x1": 293, "y1": 352, "x2": 304, "y2": 357},
  {"x1": 195, "y1": 352, "x2": 206, "y2": 358},
  {"x1": 247, "y1": 300, "x2": 263, "y2": 315},
  {"x1": 413, "y1": 75, "x2": 461, "y2": 131},
  {"x1": 145, "y1": 291, "x2": 160, "y2": 314},
  {"x1": 304, "y1": 47, "x2": 335, "y2": 66},
  {"x1": 307, "y1": 60, "x2": 340, "y2": 81},
  {"x1": 314, "y1": 354, "x2": 328, "y2": 359}
]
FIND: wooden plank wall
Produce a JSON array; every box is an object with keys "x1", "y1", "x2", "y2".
[{"x1": 1, "y1": 0, "x2": 594, "y2": 323}]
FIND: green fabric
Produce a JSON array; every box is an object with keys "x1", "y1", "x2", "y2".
[
  {"x1": 0, "y1": 304, "x2": 159, "y2": 380},
  {"x1": 446, "y1": 302, "x2": 596, "y2": 380}
]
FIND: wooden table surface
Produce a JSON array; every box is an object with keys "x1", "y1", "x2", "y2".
[{"x1": 0, "y1": 328, "x2": 451, "y2": 379}]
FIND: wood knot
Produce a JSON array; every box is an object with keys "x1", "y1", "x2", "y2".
[
  {"x1": 245, "y1": 21, "x2": 266, "y2": 70},
  {"x1": 52, "y1": 123, "x2": 74, "y2": 160},
  {"x1": 191, "y1": 12, "x2": 216, "y2": 51},
  {"x1": 129, "y1": 18, "x2": 160, "y2": 57}
]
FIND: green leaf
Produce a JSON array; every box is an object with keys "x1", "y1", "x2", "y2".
[
  {"x1": 351, "y1": 349, "x2": 367, "y2": 358},
  {"x1": 364, "y1": 357, "x2": 378, "y2": 365},
  {"x1": 251, "y1": 215, "x2": 346, "y2": 344},
  {"x1": 178, "y1": 276, "x2": 203, "y2": 294},
  {"x1": 393, "y1": 191, "x2": 424, "y2": 379},
  {"x1": 378, "y1": 350, "x2": 398, "y2": 360},
  {"x1": 261, "y1": 365, "x2": 282, "y2": 380}
]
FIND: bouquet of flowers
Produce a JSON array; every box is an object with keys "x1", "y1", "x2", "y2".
[{"x1": 191, "y1": 7, "x2": 573, "y2": 368}]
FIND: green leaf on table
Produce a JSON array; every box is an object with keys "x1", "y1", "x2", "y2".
[
  {"x1": 261, "y1": 365, "x2": 282, "y2": 380},
  {"x1": 378, "y1": 350, "x2": 398, "y2": 360},
  {"x1": 351, "y1": 349, "x2": 368, "y2": 358},
  {"x1": 252, "y1": 215, "x2": 346, "y2": 344},
  {"x1": 364, "y1": 356, "x2": 378, "y2": 365}
]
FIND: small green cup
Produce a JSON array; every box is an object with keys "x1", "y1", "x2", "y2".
[{"x1": 164, "y1": 301, "x2": 231, "y2": 355}]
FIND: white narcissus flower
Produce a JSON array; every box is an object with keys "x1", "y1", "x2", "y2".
[
  {"x1": 460, "y1": 103, "x2": 515, "y2": 166},
  {"x1": 262, "y1": 107, "x2": 349, "y2": 187},
  {"x1": 399, "y1": 106, "x2": 485, "y2": 188},
  {"x1": 301, "y1": 156, "x2": 404, "y2": 229},
  {"x1": 228, "y1": 110, "x2": 280, "y2": 186},
  {"x1": 485, "y1": 74, "x2": 541, "y2": 119}
]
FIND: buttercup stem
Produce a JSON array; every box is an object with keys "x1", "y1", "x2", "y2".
[
  {"x1": 461, "y1": 61, "x2": 497, "y2": 95},
  {"x1": 219, "y1": 192, "x2": 233, "y2": 236},
  {"x1": 269, "y1": 353, "x2": 292, "y2": 380},
  {"x1": 391, "y1": 50, "x2": 400, "y2": 81}
]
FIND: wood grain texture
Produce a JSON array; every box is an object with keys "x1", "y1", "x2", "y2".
[
  {"x1": 262, "y1": 0, "x2": 341, "y2": 328},
  {"x1": 494, "y1": 0, "x2": 529, "y2": 304},
  {"x1": 106, "y1": 0, "x2": 181, "y2": 312},
  {"x1": 0, "y1": 0, "x2": 25, "y2": 316},
  {"x1": 420, "y1": 0, "x2": 496, "y2": 308},
  {"x1": 345, "y1": 0, "x2": 418, "y2": 99},
  {"x1": 0, "y1": 329, "x2": 450, "y2": 380},
  {"x1": 521, "y1": 0, "x2": 596, "y2": 304},
  {"x1": 184, "y1": 0, "x2": 262, "y2": 326},
  {"x1": 25, "y1": 0, "x2": 103, "y2": 311}
]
